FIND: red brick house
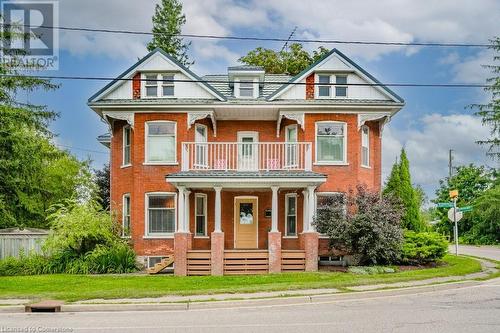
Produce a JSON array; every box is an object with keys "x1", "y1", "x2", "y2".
[{"x1": 89, "y1": 48, "x2": 404, "y2": 275}]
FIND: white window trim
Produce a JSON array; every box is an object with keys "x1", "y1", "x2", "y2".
[
  {"x1": 147, "y1": 256, "x2": 169, "y2": 269},
  {"x1": 141, "y1": 73, "x2": 176, "y2": 99},
  {"x1": 285, "y1": 124, "x2": 298, "y2": 168},
  {"x1": 122, "y1": 125, "x2": 132, "y2": 167},
  {"x1": 194, "y1": 123, "x2": 208, "y2": 168},
  {"x1": 161, "y1": 73, "x2": 175, "y2": 98},
  {"x1": 315, "y1": 192, "x2": 346, "y2": 238},
  {"x1": 314, "y1": 121, "x2": 348, "y2": 165},
  {"x1": 194, "y1": 193, "x2": 208, "y2": 238},
  {"x1": 361, "y1": 125, "x2": 370, "y2": 168},
  {"x1": 315, "y1": 74, "x2": 349, "y2": 99},
  {"x1": 144, "y1": 192, "x2": 177, "y2": 238},
  {"x1": 144, "y1": 120, "x2": 178, "y2": 165},
  {"x1": 122, "y1": 193, "x2": 131, "y2": 238},
  {"x1": 234, "y1": 77, "x2": 259, "y2": 98},
  {"x1": 284, "y1": 193, "x2": 298, "y2": 238}
]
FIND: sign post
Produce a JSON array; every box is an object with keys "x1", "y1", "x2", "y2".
[{"x1": 449, "y1": 190, "x2": 459, "y2": 256}]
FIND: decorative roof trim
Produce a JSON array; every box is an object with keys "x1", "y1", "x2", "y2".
[
  {"x1": 187, "y1": 111, "x2": 217, "y2": 137},
  {"x1": 276, "y1": 111, "x2": 305, "y2": 137},
  {"x1": 88, "y1": 48, "x2": 226, "y2": 103},
  {"x1": 266, "y1": 48, "x2": 404, "y2": 103}
]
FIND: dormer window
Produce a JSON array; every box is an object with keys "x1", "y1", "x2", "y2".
[
  {"x1": 317, "y1": 74, "x2": 348, "y2": 98},
  {"x1": 143, "y1": 73, "x2": 175, "y2": 98},
  {"x1": 239, "y1": 80, "x2": 254, "y2": 98}
]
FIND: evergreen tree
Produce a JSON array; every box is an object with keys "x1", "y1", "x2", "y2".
[
  {"x1": 147, "y1": 0, "x2": 193, "y2": 67},
  {"x1": 383, "y1": 149, "x2": 424, "y2": 231},
  {"x1": 469, "y1": 36, "x2": 499, "y2": 159}
]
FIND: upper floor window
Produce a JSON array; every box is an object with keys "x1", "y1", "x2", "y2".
[
  {"x1": 239, "y1": 80, "x2": 254, "y2": 98},
  {"x1": 361, "y1": 125, "x2": 369, "y2": 167},
  {"x1": 145, "y1": 121, "x2": 176, "y2": 163},
  {"x1": 122, "y1": 126, "x2": 131, "y2": 166},
  {"x1": 317, "y1": 74, "x2": 348, "y2": 98},
  {"x1": 146, "y1": 193, "x2": 176, "y2": 236},
  {"x1": 315, "y1": 122, "x2": 347, "y2": 164},
  {"x1": 144, "y1": 73, "x2": 175, "y2": 98},
  {"x1": 122, "y1": 194, "x2": 131, "y2": 237}
]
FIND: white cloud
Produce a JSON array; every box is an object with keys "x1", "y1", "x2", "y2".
[
  {"x1": 382, "y1": 113, "x2": 494, "y2": 200},
  {"x1": 447, "y1": 49, "x2": 494, "y2": 84}
]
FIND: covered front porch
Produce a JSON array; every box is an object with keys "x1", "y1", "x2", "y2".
[{"x1": 166, "y1": 171, "x2": 326, "y2": 276}]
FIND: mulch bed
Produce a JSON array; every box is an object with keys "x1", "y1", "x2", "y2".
[{"x1": 318, "y1": 261, "x2": 447, "y2": 273}]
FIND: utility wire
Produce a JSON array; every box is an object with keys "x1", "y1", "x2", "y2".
[
  {"x1": 0, "y1": 23, "x2": 493, "y2": 48},
  {"x1": 0, "y1": 74, "x2": 492, "y2": 88}
]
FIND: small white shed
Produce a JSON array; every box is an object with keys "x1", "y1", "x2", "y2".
[{"x1": 0, "y1": 228, "x2": 49, "y2": 259}]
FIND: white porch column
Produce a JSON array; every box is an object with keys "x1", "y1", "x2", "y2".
[
  {"x1": 177, "y1": 186, "x2": 186, "y2": 232},
  {"x1": 184, "y1": 190, "x2": 191, "y2": 233},
  {"x1": 214, "y1": 186, "x2": 222, "y2": 232},
  {"x1": 302, "y1": 189, "x2": 309, "y2": 232},
  {"x1": 271, "y1": 186, "x2": 279, "y2": 232},
  {"x1": 306, "y1": 186, "x2": 316, "y2": 232}
]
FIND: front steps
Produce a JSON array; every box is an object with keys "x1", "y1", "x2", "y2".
[{"x1": 147, "y1": 255, "x2": 174, "y2": 274}]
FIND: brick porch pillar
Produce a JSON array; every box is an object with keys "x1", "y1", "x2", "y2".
[
  {"x1": 211, "y1": 232, "x2": 224, "y2": 276},
  {"x1": 268, "y1": 231, "x2": 282, "y2": 273},
  {"x1": 299, "y1": 232, "x2": 319, "y2": 271},
  {"x1": 174, "y1": 232, "x2": 192, "y2": 276}
]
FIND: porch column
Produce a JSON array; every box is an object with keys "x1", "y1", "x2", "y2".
[
  {"x1": 302, "y1": 189, "x2": 309, "y2": 232},
  {"x1": 214, "y1": 186, "x2": 222, "y2": 232},
  {"x1": 268, "y1": 185, "x2": 281, "y2": 273},
  {"x1": 184, "y1": 190, "x2": 191, "y2": 233},
  {"x1": 174, "y1": 186, "x2": 190, "y2": 276},
  {"x1": 270, "y1": 186, "x2": 279, "y2": 232},
  {"x1": 211, "y1": 186, "x2": 224, "y2": 276},
  {"x1": 307, "y1": 186, "x2": 316, "y2": 232},
  {"x1": 299, "y1": 185, "x2": 318, "y2": 272}
]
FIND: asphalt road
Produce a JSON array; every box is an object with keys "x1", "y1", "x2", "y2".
[
  {"x1": 1, "y1": 278, "x2": 499, "y2": 333},
  {"x1": 451, "y1": 245, "x2": 500, "y2": 261}
]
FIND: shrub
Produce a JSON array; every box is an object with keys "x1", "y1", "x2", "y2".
[
  {"x1": 348, "y1": 266, "x2": 396, "y2": 275},
  {"x1": 402, "y1": 231, "x2": 448, "y2": 264},
  {"x1": 314, "y1": 185, "x2": 404, "y2": 265}
]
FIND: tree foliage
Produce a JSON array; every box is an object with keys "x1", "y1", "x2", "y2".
[
  {"x1": 313, "y1": 185, "x2": 404, "y2": 265},
  {"x1": 383, "y1": 149, "x2": 425, "y2": 231},
  {"x1": 433, "y1": 164, "x2": 497, "y2": 243},
  {"x1": 94, "y1": 163, "x2": 110, "y2": 211},
  {"x1": 469, "y1": 36, "x2": 500, "y2": 159},
  {"x1": 147, "y1": 0, "x2": 192, "y2": 66},
  {"x1": 0, "y1": 15, "x2": 91, "y2": 229},
  {"x1": 239, "y1": 43, "x2": 330, "y2": 75}
]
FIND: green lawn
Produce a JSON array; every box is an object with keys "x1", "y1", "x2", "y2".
[{"x1": 0, "y1": 255, "x2": 481, "y2": 302}]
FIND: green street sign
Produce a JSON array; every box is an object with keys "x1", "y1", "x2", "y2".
[
  {"x1": 437, "y1": 202, "x2": 453, "y2": 208},
  {"x1": 459, "y1": 206, "x2": 473, "y2": 212}
]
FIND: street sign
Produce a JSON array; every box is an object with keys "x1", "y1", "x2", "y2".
[
  {"x1": 459, "y1": 206, "x2": 473, "y2": 212},
  {"x1": 449, "y1": 189, "x2": 459, "y2": 198},
  {"x1": 437, "y1": 202, "x2": 453, "y2": 208},
  {"x1": 448, "y1": 208, "x2": 463, "y2": 222}
]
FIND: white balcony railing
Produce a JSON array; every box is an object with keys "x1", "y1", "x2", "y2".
[{"x1": 181, "y1": 142, "x2": 312, "y2": 172}]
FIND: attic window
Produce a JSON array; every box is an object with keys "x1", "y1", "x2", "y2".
[
  {"x1": 239, "y1": 80, "x2": 254, "y2": 98},
  {"x1": 143, "y1": 74, "x2": 175, "y2": 98},
  {"x1": 317, "y1": 74, "x2": 348, "y2": 98}
]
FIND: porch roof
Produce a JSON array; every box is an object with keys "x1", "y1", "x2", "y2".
[{"x1": 165, "y1": 170, "x2": 326, "y2": 188}]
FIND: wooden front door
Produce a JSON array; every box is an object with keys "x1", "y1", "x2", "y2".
[{"x1": 234, "y1": 197, "x2": 258, "y2": 249}]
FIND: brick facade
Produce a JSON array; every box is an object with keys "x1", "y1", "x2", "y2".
[{"x1": 110, "y1": 113, "x2": 383, "y2": 260}]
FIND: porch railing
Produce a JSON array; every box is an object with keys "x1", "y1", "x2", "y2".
[{"x1": 181, "y1": 142, "x2": 312, "y2": 172}]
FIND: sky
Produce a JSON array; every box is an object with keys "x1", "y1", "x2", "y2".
[{"x1": 13, "y1": 0, "x2": 500, "y2": 203}]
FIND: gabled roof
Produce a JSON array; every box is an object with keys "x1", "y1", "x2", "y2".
[
  {"x1": 88, "y1": 48, "x2": 227, "y2": 103},
  {"x1": 266, "y1": 48, "x2": 404, "y2": 103}
]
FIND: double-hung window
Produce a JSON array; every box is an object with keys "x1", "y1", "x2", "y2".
[
  {"x1": 335, "y1": 75, "x2": 348, "y2": 97},
  {"x1": 145, "y1": 74, "x2": 158, "y2": 97},
  {"x1": 285, "y1": 125, "x2": 298, "y2": 167},
  {"x1": 162, "y1": 74, "x2": 175, "y2": 96},
  {"x1": 146, "y1": 193, "x2": 176, "y2": 236},
  {"x1": 285, "y1": 194, "x2": 297, "y2": 237},
  {"x1": 239, "y1": 80, "x2": 254, "y2": 98},
  {"x1": 123, "y1": 126, "x2": 131, "y2": 166},
  {"x1": 316, "y1": 122, "x2": 347, "y2": 164},
  {"x1": 122, "y1": 194, "x2": 131, "y2": 237},
  {"x1": 361, "y1": 125, "x2": 370, "y2": 167},
  {"x1": 318, "y1": 75, "x2": 331, "y2": 97},
  {"x1": 195, "y1": 194, "x2": 207, "y2": 237},
  {"x1": 146, "y1": 121, "x2": 176, "y2": 163}
]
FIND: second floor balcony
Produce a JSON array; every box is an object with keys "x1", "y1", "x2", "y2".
[{"x1": 181, "y1": 142, "x2": 312, "y2": 172}]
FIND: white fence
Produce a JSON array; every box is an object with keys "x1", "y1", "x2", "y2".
[
  {"x1": 182, "y1": 142, "x2": 312, "y2": 172},
  {"x1": 0, "y1": 229, "x2": 48, "y2": 259}
]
